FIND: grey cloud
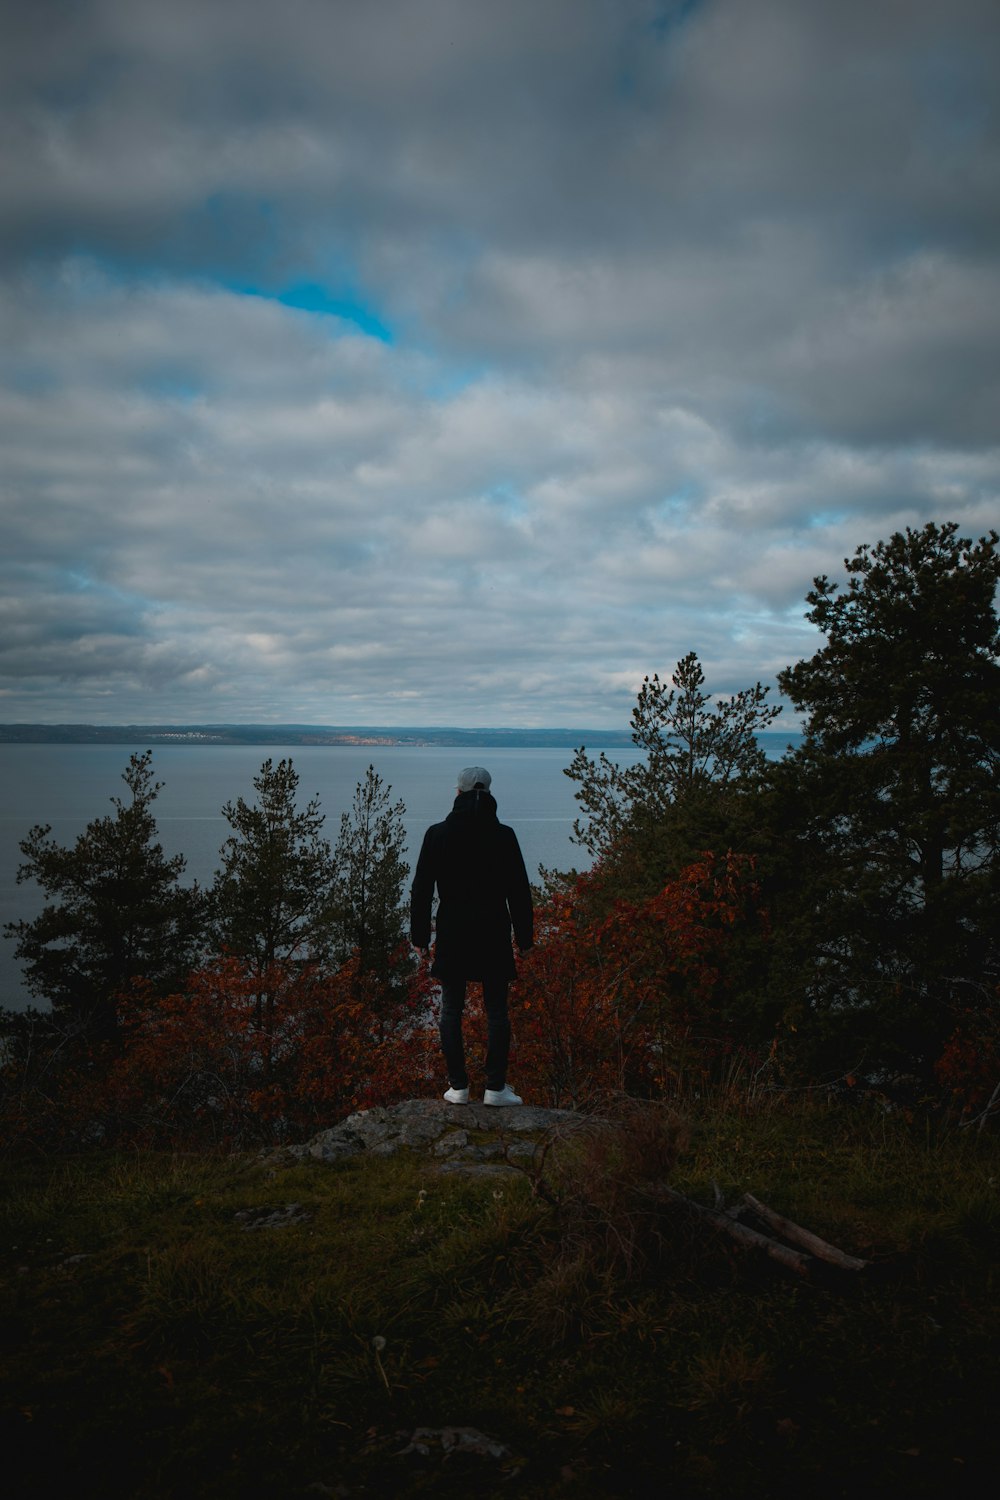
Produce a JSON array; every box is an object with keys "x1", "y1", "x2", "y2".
[
  {"x1": 2, "y1": 1, "x2": 999, "y2": 726},
  {"x1": 3, "y1": 258, "x2": 995, "y2": 720},
  {"x1": 6, "y1": 2, "x2": 996, "y2": 264}
]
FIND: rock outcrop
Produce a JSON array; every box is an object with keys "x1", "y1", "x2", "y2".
[{"x1": 262, "y1": 1097, "x2": 580, "y2": 1177}]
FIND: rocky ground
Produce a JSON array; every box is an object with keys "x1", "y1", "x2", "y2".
[{"x1": 260, "y1": 1097, "x2": 584, "y2": 1178}]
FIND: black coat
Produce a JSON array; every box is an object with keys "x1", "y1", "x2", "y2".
[{"x1": 409, "y1": 789, "x2": 534, "y2": 981}]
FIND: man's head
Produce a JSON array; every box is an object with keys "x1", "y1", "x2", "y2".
[{"x1": 456, "y1": 766, "x2": 492, "y2": 793}]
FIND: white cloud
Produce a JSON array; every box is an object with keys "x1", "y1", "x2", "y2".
[{"x1": 1, "y1": 0, "x2": 999, "y2": 726}]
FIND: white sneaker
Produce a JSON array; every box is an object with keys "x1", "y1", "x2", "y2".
[
  {"x1": 483, "y1": 1085, "x2": 523, "y2": 1107},
  {"x1": 443, "y1": 1086, "x2": 470, "y2": 1105}
]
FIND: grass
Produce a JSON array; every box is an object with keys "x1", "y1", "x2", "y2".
[{"x1": 1, "y1": 1094, "x2": 998, "y2": 1498}]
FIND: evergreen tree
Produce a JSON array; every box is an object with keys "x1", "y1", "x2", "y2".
[
  {"x1": 4, "y1": 751, "x2": 202, "y2": 1037},
  {"x1": 777, "y1": 521, "x2": 1000, "y2": 1076},
  {"x1": 565, "y1": 651, "x2": 780, "y2": 894},
  {"x1": 208, "y1": 759, "x2": 338, "y2": 1021},
  {"x1": 330, "y1": 764, "x2": 410, "y2": 985}
]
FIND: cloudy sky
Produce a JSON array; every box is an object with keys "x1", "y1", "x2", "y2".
[{"x1": 2, "y1": 0, "x2": 998, "y2": 729}]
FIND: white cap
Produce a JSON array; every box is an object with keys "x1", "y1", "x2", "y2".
[{"x1": 456, "y1": 766, "x2": 492, "y2": 792}]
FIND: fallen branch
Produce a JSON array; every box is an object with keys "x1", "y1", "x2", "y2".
[
  {"x1": 640, "y1": 1183, "x2": 868, "y2": 1280},
  {"x1": 739, "y1": 1193, "x2": 870, "y2": 1271},
  {"x1": 641, "y1": 1183, "x2": 814, "y2": 1278}
]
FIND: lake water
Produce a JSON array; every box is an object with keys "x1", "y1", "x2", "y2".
[
  {"x1": 0, "y1": 743, "x2": 637, "y2": 1010},
  {"x1": 0, "y1": 735, "x2": 801, "y2": 1010}
]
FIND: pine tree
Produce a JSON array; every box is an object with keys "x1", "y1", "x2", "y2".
[
  {"x1": 777, "y1": 521, "x2": 1000, "y2": 1076},
  {"x1": 208, "y1": 759, "x2": 338, "y2": 1026},
  {"x1": 330, "y1": 764, "x2": 410, "y2": 986},
  {"x1": 4, "y1": 751, "x2": 202, "y2": 1037},
  {"x1": 565, "y1": 651, "x2": 780, "y2": 895}
]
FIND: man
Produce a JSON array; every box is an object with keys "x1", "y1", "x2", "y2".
[{"x1": 410, "y1": 767, "x2": 534, "y2": 1106}]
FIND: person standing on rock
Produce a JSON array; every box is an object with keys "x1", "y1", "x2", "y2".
[{"x1": 410, "y1": 767, "x2": 534, "y2": 1107}]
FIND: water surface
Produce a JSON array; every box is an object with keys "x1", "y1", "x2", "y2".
[{"x1": 0, "y1": 743, "x2": 636, "y2": 1009}]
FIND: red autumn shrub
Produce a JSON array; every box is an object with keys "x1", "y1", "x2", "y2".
[
  {"x1": 510, "y1": 852, "x2": 762, "y2": 1107},
  {"x1": 48, "y1": 950, "x2": 440, "y2": 1148},
  {"x1": 1, "y1": 856, "x2": 766, "y2": 1148},
  {"x1": 935, "y1": 995, "x2": 1000, "y2": 1121}
]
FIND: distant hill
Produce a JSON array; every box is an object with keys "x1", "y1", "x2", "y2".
[{"x1": 0, "y1": 723, "x2": 637, "y2": 749}]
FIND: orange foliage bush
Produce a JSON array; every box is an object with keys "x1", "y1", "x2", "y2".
[
  {"x1": 1, "y1": 952, "x2": 440, "y2": 1150},
  {"x1": 1, "y1": 853, "x2": 767, "y2": 1148},
  {"x1": 510, "y1": 851, "x2": 763, "y2": 1107},
  {"x1": 934, "y1": 996, "x2": 1000, "y2": 1119}
]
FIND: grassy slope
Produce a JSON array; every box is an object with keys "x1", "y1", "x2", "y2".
[{"x1": 1, "y1": 1097, "x2": 998, "y2": 1499}]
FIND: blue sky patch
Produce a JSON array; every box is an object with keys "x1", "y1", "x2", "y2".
[{"x1": 241, "y1": 281, "x2": 394, "y2": 343}]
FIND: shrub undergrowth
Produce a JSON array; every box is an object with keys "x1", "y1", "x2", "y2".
[{"x1": 1, "y1": 1093, "x2": 998, "y2": 1498}]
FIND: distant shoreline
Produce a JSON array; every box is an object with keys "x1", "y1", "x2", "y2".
[
  {"x1": 0, "y1": 723, "x2": 639, "y2": 749},
  {"x1": 0, "y1": 723, "x2": 804, "y2": 753}
]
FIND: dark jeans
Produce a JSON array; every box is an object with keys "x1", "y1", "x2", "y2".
[{"x1": 439, "y1": 974, "x2": 511, "y2": 1093}]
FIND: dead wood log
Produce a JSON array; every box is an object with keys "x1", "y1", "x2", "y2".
[
  {"x1": 739, "y1": 1193, "x2": 870, "y2": 1271},
  {"x1": 640, "y1": 1183, "x2": 869, "y2": 1279},
  {"x1": 641, "y1": 1183, "x2": 814, "y2": 1277}
]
